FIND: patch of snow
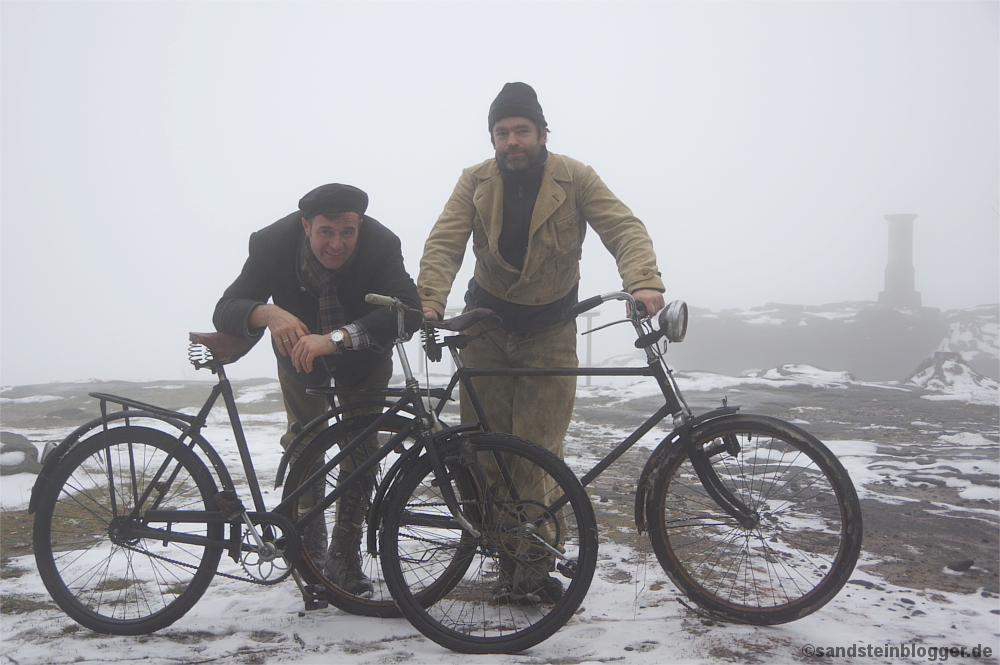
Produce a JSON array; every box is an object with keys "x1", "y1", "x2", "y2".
[
  {"x1": 0, "y1": 394, "x2": 62, "y2": 404},
  {"x1": 234, "y1": 382, "x2": 283, "y2": 404},
  {"x1": 939, "y1": 432, "x2": 997, "y2": 447}
]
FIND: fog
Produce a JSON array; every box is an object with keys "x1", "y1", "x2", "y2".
[{"x1": 2, "y1": 1, "x2": 997, "y2": 386}]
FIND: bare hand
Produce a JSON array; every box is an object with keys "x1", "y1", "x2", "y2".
[
  {"x1": 422, "y1": 307, "x2": 441, "y2": 322},
  {"x1": 250, "y1": 304, "x2": 311, "y2": 356},
  {"x1": 630, "y1": 289, "x2": 665, "y2": 318},
  {"x1": 291, "y1": 334, "x2": 336, "y2": 373}
]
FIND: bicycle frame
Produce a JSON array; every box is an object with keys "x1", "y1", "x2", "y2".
[
  {"x1": 416, "y1": 291, "x2": 753, "y2": 533},
  {"x1": 29, "y1": 306, "x2": 495, "y2": 572}
]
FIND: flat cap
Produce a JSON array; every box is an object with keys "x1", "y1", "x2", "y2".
[{"x1": 298, "y1": 183, "x2": 369, "y2": 219}]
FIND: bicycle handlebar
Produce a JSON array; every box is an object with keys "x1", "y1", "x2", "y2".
[
  {"x1": 567, "y1": 295, "x2": 605, "y2": 317},
  {"x1": 568, "y1": 291, "x2": 646, "y2": 319},
  {"x1": 570, "y1": 291, "x2": 687, "y2": 347},
  {"x1": 366, "y1": 293, "x2": 417, "y2": 310}
]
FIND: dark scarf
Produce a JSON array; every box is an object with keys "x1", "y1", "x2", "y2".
[{"x1": 298, "y1": 236, "x2": 348, "y2": 335}]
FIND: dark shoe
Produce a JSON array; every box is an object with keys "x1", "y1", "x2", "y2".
[
  {"x1": 492, "y1": 554, "x2": 563, "y2": 605},
  {"x1": 492, "y1": 575, "x2": 564, "y2": 605},
  {"x1": 323, "y1": 526, "x2": 373, "y2": 596}
]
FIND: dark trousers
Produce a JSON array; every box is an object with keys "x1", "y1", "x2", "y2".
[{"x1": 278, "y1": 354, "x2": 393, "y2": 527}]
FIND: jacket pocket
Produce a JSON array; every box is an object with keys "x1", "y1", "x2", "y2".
[{"x1": 551, "y1": 210, "x2": 583, "y2": 254}]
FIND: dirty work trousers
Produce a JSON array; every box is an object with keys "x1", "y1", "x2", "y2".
[
  {"x1": 277, "y1": 355, "x2": 393, "y2": 528},
  {"x1": 459, "y1": 318, "x2": 577, "y2": 548}
]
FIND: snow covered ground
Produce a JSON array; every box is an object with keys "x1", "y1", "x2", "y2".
[{"x1": 2, "y1": 366, "x2": 998, "y2": 664}]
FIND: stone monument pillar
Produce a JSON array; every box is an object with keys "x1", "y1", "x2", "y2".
[{"x1": 878, "y1": 213, "x2": 921, "y2": 308}]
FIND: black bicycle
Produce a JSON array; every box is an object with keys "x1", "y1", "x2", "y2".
[
  {"x1": 29, "y1": 296, "x2": 598, "y2": 654},
  {"x1": 417, "y1": 291, "x2": 864, "y2": 626}
]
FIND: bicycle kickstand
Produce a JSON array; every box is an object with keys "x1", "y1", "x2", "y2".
[{"x1": 290, "y1": 570, "x2": 329, "y2": 611}]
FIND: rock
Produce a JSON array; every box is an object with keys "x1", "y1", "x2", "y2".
[
  {"x1": 946, "y1": 559, "x2": 974, "y2": 572},
  {"x1": 2, "y1": 431, "x2": 31, "y2": 444},
  {"x1": 0, "y1": 432, "x2": 43, "y2": 475}
]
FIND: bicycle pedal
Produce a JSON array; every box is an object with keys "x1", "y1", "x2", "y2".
[
  {"x1": 213, "y1": 490, "x2": 246, "y2": 522},
  {"x1": 301, "y1": 584, "x2": 329, "y2": 611},
  {"x1": 556, "y1": 560, "x2": 577, "y2": 579}
]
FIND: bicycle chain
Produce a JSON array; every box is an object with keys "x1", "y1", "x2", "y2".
[{"x1": 121, "y1": 542, "x2": 281, "y2": 586}]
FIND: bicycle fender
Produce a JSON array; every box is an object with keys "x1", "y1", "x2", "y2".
[
  {"x1": 274, "y1": 399, "x2": 419, "y2": 488},
  {"x1": 28, "y1": 418, "x2": 235, "y2": 514},
  {"x1": 365, "y1": 423, "x2": 483, "y2": 555},
  {"x1": 633, "y1": 406, "x2": 740, "y2": 533},
  {"x1": 364, "y1": 444, "x2": 423, "y2": 555}
]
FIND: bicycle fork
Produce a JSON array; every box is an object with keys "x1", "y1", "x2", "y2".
[{"x1": 686, "y1": 431, "x2": 758, "y2": 530}]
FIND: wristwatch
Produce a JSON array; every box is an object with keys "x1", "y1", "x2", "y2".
[{"x1": 329, "y1": 329, "x2": 347, "y2": 353}]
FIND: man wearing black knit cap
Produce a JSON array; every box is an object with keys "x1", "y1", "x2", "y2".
[
  {"x1": 418, "y1": 83, "x2": 665, "y2": 603},
  {"x1": 215, "y1": 182, "x2": 420, "y2": 598}
]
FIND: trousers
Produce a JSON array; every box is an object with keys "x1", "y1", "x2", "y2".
[
  {"x1": 459, "y1": 318, "x2": 577, "y2": 547},
  {"x1": 278, "y1": 354, "x2": 393, "y2": 527}
]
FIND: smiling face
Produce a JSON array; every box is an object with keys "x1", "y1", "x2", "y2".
[
  {"x1": 302, "y1": 212, "x2": 361, "y2": 270},
  {"x1": 491, "y1": 116, "x2": 547, "y2": 171}
]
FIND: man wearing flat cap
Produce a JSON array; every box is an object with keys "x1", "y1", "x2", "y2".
[
  {"x1": 215, "y1": 183, "x2": 420, "y2": 598},
  {"x1": 418, "y1": 82, "x2": 665, "y2": 603}
]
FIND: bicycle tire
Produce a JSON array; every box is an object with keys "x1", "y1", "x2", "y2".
[
  {"x1": 380, "y1": 433, "x2": 598, "y2": 654},
  {"x1": 283, "y1": 412, "x2": 430, "y2": 618},
  {"x1": 33, "y1": 426, "x2": 223, "y2": 634},
  {"x1": 645, "y1": 414, "x2": 863, "y2": 625}
]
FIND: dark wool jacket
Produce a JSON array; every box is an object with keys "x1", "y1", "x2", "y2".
[{"x1": 214, "y1": 211, "x2": 421, "y2": 388}]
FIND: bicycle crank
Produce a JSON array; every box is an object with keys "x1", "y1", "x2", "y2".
[{"x1": 235, "y1": 512, "x2": 301, "y2": 584}]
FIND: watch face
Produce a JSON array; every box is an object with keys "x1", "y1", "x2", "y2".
[{"x1": 331, "y1": 331, "x2": 344, "y2": 343}]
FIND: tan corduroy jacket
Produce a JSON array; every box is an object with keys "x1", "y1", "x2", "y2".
[{"x1": 418, "y1": 152, "x2": 664, "y2": 316}]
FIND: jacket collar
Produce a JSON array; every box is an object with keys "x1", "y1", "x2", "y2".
[{"x1": 470, "y1": 153, "x2": 570, "y2": 280}]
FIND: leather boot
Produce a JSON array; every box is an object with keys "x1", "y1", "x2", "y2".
[
  {"x1": 297, "y1": 451, "x2": 329, "y2": 566},
  {"x1": 323, "y1": 524, "x2": 373, "y2": 596},
  {"x1": 300, "y1": 516, "x2": 328, "y2": 566}
]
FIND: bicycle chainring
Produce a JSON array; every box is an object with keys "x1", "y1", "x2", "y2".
[{"x1": 238, "y1": 512, "x2": 301, "y2": 585}]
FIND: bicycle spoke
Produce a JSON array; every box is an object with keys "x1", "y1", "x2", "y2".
[{"x1": 648, "y1": 415, "x2": 862, "y2": 625}]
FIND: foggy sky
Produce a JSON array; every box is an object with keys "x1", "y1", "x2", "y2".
[{"x1": 2, "y1": 1, "x2": 997, "y2": 386}]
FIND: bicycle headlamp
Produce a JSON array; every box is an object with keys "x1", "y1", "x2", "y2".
[{"x1": 658, "y1": 300, "x2": 688, "y2": 343}]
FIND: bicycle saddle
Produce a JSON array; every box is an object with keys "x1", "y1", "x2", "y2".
[{"x1": 188, "y1": 331, "x2": 255, "y2": 364}]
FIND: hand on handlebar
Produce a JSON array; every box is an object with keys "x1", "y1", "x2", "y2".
[
  {"x1": 291, "y1": 334, "x2": 340, "y2": 373},
  {"x1": 630, "y1": 289, "x2": 665, "y2": 318},
  {"x1": 422, "y1": 307, "x2": 441, "y2": 322}
]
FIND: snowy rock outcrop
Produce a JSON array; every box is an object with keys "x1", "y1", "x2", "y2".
[
  {"x1": 906, "y1": 351, "x2": 998, "y2": 406},
  {"x1": 938, "y1": 304, "x2": 999, "y2": 378}
]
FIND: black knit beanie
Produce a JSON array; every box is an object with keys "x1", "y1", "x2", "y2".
[{"x1": 488, "y1": 82, "x2": 547, "y2": 131}]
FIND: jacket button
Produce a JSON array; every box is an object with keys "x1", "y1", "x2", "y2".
[
  {"x1": 300, "y1": 286, "x2": 306, "y2": 292},
  {"x1": 535, "y1": 297, "x2": 541, "y2": 304}
]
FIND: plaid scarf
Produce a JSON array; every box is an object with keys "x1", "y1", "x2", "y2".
[{"x1": 298, "y1": 236, "x2": 347, "y2": 335}]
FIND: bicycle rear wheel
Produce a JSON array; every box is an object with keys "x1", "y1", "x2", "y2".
[
  {"x1": 283, "y1": 413, "x2": 422, "y2": 617},
  {"x1": 33, "y1": 426, "x2": 223, "y2": 634},
  {"x1": 646, "y1": 414, "x2": 862, "y2": 624},
  {"x1": 380, "y1": 433, "x2": 598, "y2": 654}
]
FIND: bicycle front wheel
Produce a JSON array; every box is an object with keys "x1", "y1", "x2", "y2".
[
  {"x1": 380, "y1": 433, "x2": 598, "y2": 654},
  {"x1": 33, "y1": 426, "x2": 223, "y2": 634},
  {"x1": 283, "y1": 412, "x2": 421, "y2": 617},
  {"x1": 646, "y1": 414, "x2": 862, "y2": 625}
]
